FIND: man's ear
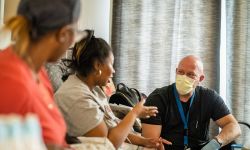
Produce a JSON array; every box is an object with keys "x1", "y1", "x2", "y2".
[{"x1": 199, "y1": 74, "x2": 205, "y2": 82}]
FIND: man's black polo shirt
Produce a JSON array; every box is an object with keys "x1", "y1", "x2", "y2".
[{"x1": 141, "y1": 83, "x2": 230, "y2": 150}]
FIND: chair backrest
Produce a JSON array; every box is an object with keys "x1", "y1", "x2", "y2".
[{"x1": 45, "y1": 62, "x2": 64, "y2": 92}]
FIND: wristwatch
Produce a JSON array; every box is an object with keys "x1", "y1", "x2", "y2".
[{"x1": 214, "y1": 137, "x2": 223, "y2": 147}]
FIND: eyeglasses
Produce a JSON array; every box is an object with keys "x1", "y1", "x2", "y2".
[{"x1": 176, "y1": 68, "x2": 198, "y2": 79}]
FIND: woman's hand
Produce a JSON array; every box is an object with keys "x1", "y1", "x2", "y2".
[
  {"x1": 140, "y1": 137, "x2": 172, "y2": 149},
  {"x1": 157, "y1": 137, "x2": 172, "y2": 150},
  {"x1": 132, "y1": 99, "x2": 158, "y2": 118},
  {"x1": 142, "y1": 138, "x2": 161, "y2": 148}
]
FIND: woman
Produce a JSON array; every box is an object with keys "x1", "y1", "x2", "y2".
[
  {"x1": 55, "y1": 30, "x2": 166, "y2": 149},
  {"x1": 0, "y1": 0, "x2": 82, "y2": 149}
]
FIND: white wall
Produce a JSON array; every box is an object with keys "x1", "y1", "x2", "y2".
[
  {"x1": 0, "y1": 0, "x2": 113, "y2": 49},
  {"x1": 3, "y1": 0, "x2": 19, "y2": 23},
  {"x1": 0, "y1": 0, "x2": 19, "y2": 50},
  {"x1": 0, "y1": 0, "x2": 5, "y2": 25},
  {"x1": 78, "y1": 0, "x2": 112, "y2": 43}
]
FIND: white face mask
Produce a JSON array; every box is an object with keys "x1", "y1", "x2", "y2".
[{"x1": 175, "y1": 74, "x2": 196, "y2": 95}]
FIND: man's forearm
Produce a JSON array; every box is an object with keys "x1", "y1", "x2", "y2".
[{"x1": 216, "y1": 122, "x2": 241, "y2": 146}]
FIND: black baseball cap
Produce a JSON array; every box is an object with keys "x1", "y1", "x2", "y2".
[{"x1": 17, "y1": 0, "x2": 81, "y2": 39}]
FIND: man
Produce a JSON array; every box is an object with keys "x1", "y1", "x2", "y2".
[{"x1": 141, "y1": 55, "x2": 241, "y2": 150}]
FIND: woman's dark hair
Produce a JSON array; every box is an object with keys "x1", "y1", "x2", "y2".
[{"x1": 63, "y1": 30, "x2": 112, "y2": 78}]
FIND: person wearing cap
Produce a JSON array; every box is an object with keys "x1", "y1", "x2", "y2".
[
  {"x1": 141, "y1": 55, "x2": 241, "y2": 150},
  {"x1": 0, "y1": 0, "x2": 82, "y2": 149}
]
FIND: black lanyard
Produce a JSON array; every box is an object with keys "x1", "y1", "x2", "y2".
[{"x1": 173, "y1": 84, "x2": 195, "y2": 148}]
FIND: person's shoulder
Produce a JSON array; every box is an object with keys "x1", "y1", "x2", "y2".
[
  {"x1": 146, "y1": 84, "x2": 174, "y2": 104},
  {"x1": 196, "y1": 86, "x2": 222, "y2": 104},
  {"x1": 56, "y1": 74, "x2": 87, "y2": 95},
  {"x1": 0, "y1": 75, "x2": 34, "y2": 112},
  {"x1": 0, "y1": 46, "x2": 13, "y2": 59},
  {"x1": 0, "y1": 50, "x2": 26, "y2": 75},
  {"x1": 55, "y1": 75, "x2": 95, "y2": 104},
  {"x1": 149, "y1": 84, "x2": 174, "y2": 97},
  {"x1": 196, "y1": 86, "x2": 218, "y2": 96},
  {"x1": 0, "y1": 49, "x2": 33, "y2": 93},
  {"x1": 0, "y1": 50, "x2": 44, "y2": 104}
]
